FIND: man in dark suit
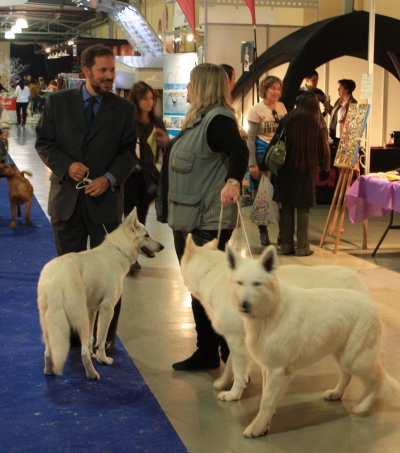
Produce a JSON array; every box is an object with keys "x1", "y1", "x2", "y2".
[{"x1": 36, "y1": 44, "x2": 138, "y2": 351}]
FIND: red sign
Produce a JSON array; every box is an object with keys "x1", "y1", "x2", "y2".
[{"x1": 0, "y1": 97, "x2": 16, "y2": 111}]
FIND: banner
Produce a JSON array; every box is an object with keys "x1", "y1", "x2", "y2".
[
  {"x1": 243, "y1": 0, "x2": 256, "y2": 26},
  {"x1": 176, "y1": 0, "x2": 196, "y2": 38}
]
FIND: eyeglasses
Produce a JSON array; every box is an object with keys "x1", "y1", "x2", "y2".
[{"x1": 271, "y1": 110, "x2": 280, "y2": 124}]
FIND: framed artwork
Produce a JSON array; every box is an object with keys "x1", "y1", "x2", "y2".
[{"x1": 334, "y1": 103, "x2": 370, "y2": 169}]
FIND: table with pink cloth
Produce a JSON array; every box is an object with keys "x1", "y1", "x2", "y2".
[
  {"x1": 345, "y1": 175, "x2": 400, "y2": 255},
  {"x1": 346, "y1": 175, "x2": 400, "y2": 222}
]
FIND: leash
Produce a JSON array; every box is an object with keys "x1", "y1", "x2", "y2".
[
  {"x1": 75, "y1": 171, "x2": 108, "y2": 235},
  {"x1": 218, "y1": 201, "x2": 252, "y2": 259}
]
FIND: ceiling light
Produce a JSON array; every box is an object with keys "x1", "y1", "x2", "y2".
[
  {"x1": 187, "y1": 33, "x2": 194, "y2": 42},
  {"x1": 11, "y1": 25, "x2": 22, "y2": 33},
  {"x1": 46, "y1": 47, "x2": 51, "y2": 53},
  {"x1": 5, "y1": 31, "x2": 15, "y2": 39},
  {"x1": 16, "y1": 18, "x2": 28, "y2": 28},
  {"x1": 68, "y1": 40, "x2": 74, "y2": 45}
]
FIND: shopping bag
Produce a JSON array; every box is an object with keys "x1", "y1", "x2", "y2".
[{"x1": 250, "y1": 175, "x2": 280, "y2": 225}]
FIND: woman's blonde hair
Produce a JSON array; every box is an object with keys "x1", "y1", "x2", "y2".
[
  {"x1": 259, "y1": 75, "x2": 283, "y2": 99},
  {"x1": 183, "y1": 63, "x2": 235, "y2": 129}
]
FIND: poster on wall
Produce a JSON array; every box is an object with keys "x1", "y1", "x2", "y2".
[{"x1": 163, "y1": 53, "x2": 197, "y2": 137}]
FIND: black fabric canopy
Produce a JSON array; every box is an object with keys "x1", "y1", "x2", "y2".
[{"x1": 233, "y1": 11, "x2": 400, "y2": 111}]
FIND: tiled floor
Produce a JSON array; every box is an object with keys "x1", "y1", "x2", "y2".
[{"x1": 8, "y1": 124, "x2": 400, "y2": 453}]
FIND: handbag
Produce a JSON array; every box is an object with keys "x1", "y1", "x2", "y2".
[
  {"x1": 265, "y1": 128, "x2": 286, "y2": 174},
  {"x1": 250, "y1": 175, "x2": 280, "y2": 226}
]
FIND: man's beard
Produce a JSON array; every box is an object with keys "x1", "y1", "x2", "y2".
[{"x1": 89, "y1": 73, "x2": 113, "y2": 96}]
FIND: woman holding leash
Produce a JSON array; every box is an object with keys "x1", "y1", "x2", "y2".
[
  {"x1": 156, "y1": 63, "x2": 248, "y2": 371},
  {"x1": 269, "y1": 92, "x2": 330, "y2": 256}
]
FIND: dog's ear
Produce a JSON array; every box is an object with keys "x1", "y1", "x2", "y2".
[
  {"x1": 125, "y1": 207, "x2": 139, "y2": 229},
  {"x1": 203, "y1": 239, "x2": 218, "y2": 250},
  {"x1": 259, "y1": 245, "x2": 278, "y2": 274},
  {"x1": 185, "y1": 233, "x2": 196, "y2": 254},
  {"x1": 226, "y1": 244, "x2": 241, "y2": 270}
]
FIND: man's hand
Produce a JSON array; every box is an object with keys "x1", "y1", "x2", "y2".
[
  {"x1": 68, "y1": 162, "x2": 89, "y2": 182},
  {"x1": 85, "y1": 176, "x2": 110, "y2": 197},
  {"x1": 221, "y1": 180, "x2": 241, "y2": 207},
  {"x1": 1, "y1": 130, "x2": 9, "y2": 140}
]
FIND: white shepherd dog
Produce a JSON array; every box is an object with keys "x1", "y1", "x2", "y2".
[
  {"x1": 37, "y1": 208, "x2": 164, "y2": 380},
  {"x1": 180, "y1": 235, "x2": 369, "y2": 401},
  {"x1": 226, "y1": 244, "x2": 400, "y2": 438}
]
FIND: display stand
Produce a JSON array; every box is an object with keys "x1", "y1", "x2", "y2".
[
  {"x1": 319, "y1": 157, "x2": 367, "y2": 254},
  {"x1": 320, "y1": 103, "x2": 370, "y2": 254}
]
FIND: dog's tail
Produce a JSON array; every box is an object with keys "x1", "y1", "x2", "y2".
[
  {"x1": 39, "y1": 282, "x2": 71, "y2": 375},
  {"x1": 21, "y1": 170, "x2": 33, "y2": 179},
  {"x1": 377, "y1": 363, "x2": 400, "y2": 406}
]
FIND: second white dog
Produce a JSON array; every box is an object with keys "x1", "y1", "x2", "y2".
[
  {"x1": 181, "y1": 235, "x2": 369, "y2": 401},
  {"x1": 226, "y1": 244, "x2": 400, "y2": 437}
]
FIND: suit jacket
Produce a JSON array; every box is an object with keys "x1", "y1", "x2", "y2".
[{"x1": 36, "y1": 87, "x2": 138, "y2": 223}]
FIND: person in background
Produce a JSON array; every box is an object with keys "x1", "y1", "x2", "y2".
[
  {"x1": 297, "y1": 69, "x2": 327, "y2": 115},
  {"x1": 156, "y1": 63, "x2": 248, "y2": 371},
  {"x1": 247, "y1": 75, "x2": 287, "y2": 246},
  {"x1": 0, "y1": 104, "x2": 11, "y2": 163},
  {"x1": 38, "y1": 77, "x2": 47, "y2": 91},
  {"x1": 29, "y1": 78, "x2": 41, "y2": 113},
  {"x1": 14, "y1": 79, "x2": 30, "y2": 126},
  {"x1": 48, "y1": 80, "x2": 58, "y2": 91},
  {"x1": 325, "y1": 79, "x2": 357, "y2": 146},
  {"x1": 220, "y1": 64, "x2": 236, "y2": 92},
  {"x1": 124, "y1": 81, "x2": 168, "y2": 272},
  {"x1": 36, "y1": 44, "x2": 139, "y2": 352},
  {"x1": 0, "y1": 76, "x2": 8, "y2": 92},
  {"x1": 271, "y1": 92, "x2": 330, "y2": 256}
]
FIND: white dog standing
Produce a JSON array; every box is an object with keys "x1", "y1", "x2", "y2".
[
  {"x1": 37, "y1": 208, "x2": 164, "y2": 380},
  {"x1": 181, "y1": 235, "x2": 369, "y2": 401},
  {"x1": 226, "y1": 245, "x2": 400, "y2": 438}
]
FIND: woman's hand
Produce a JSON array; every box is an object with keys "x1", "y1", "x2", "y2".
[
  {"x1": 250, "y1": 164, "x2": 259, "y2": 180},
  {"x1": 155, "y1": 128, "x2": 170, "y2": 149},
  {"x1": 221, "y1": 180, "x2": 241, "y2": 206}
]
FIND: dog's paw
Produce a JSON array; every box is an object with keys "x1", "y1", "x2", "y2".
[
  {"x1": 217, "y1": 390, "x2": 242, "y2": 401},
  {"x1": 87, "y1": 370, "x2": 100, "y2": 380},
  {"x1": 44, "y1": 368, "x2": 56, "y2": 376},
  {"x1": 323, "y1": 389, "x2": 344, "y2": 401},
  {"x1": 352, "y1": 402, "x2": 371, "y2": 415},
  {"x1": 26, "y1": 219, "x2": 32, "y2": 227},
  {"x1": 8, "y1": 222, "x2": 16, "y2": 229},
  {"x1": 243, "y1": 421, "x2": 269, "y2": 438},
  {"x1": 96, "y1": 351, "x2": 114, "y2": 365},
  {"x1": 213, "y1": 378, "x2": 231, "y2": 391}
]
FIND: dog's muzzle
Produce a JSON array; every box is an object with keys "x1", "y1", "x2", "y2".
[
  {"x1": 141, "y1": 246, "x2": 156, "y2": 258},
  {"x1": 241, "y1": 301, "x2": 251, "y2": 314}
]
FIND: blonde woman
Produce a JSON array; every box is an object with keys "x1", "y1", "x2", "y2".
[
  {"x1": 156, "y1": 63, "x2": 248, "y2": 371},
  {"x1": 247, "y1": 75, "x2": 287, "y2": 246}
]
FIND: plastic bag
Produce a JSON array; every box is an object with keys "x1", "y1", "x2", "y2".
[{"x1": 250, "y1": 175, "x2": 280, "y2": 225}]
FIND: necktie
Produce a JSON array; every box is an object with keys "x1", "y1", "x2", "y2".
[{"x1": 85, "y1": 97, "x2": 97, "y2": 131}]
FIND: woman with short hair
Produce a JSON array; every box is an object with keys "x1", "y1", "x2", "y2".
[{"x1": 246, "y1": 75, "x2": 287, "y2": 246}]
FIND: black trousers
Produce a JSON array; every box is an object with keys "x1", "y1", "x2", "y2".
[
  {"x1": 16, "y1": 102, "x2": 28, "y2": 125},
  {"x1": 51, "y1": 190, "x2": 121, "y2": 343},
  {"x1": 173, "y1": 228, "x2": 232, "y2": 360},
  {"x1": 124, "y1": 171, "x2": 153, "y2": 224}
]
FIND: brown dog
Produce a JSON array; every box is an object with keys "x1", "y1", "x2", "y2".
[{"x1": 0, "y1": 163, "x2": 34, "y2": 228}]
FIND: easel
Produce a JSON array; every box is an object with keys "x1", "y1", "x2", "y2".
[
  {"x1": 320, "y1": 103, "x2": 370, "y2": 254},
  {"x1": 319, "y1": 156, "x2": 367, "y2": 254}
]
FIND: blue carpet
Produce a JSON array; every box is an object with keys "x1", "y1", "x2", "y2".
[{"x1": 0, "y1": 177, "x2": 187, "y2": 453}]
